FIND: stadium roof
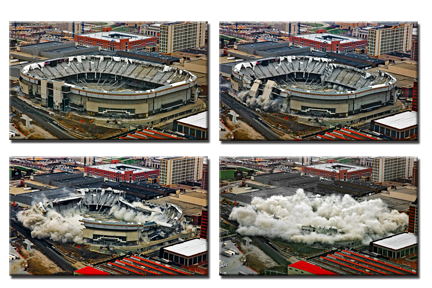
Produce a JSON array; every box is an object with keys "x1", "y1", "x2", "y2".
[
  {"x1": 75, "y1": 266, "x2": 110, "y2": 276},
  {"x1": 163, "y1": 238, "x2": 207, "y2": 257},
  {"x1": 88, "y1": 163, "x2": 157, "y2": 174},
  {"x1": 294, "y1": 33, "x2": 363, "y2": 44},
  {"x1": 177, "y1": 112, "x2": 207, "y2": 129},
  {"x1": 81, "y1": 31, "x2": 152, "y2": 42},
  {"x1": 289, "y1": 260, "x2": 337, "y2": 275},
  {"x1": 373, "y1": 233, "x2": 417, "y2": 250},
  {"x1": 305, "y1": 163, "x2": 369, "y2": 172},
  {"x1": 374, "y1": 111, "x2": 418, "y2": 130}
]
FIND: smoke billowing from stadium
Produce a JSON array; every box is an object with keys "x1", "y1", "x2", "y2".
[
  {"x1": 109, "y1": 203, "x2": 169, "y2": 223},
  {"x1": 17, "y1": 208, "x2": 84, "y2": 243},
  {"x1": 229, "y1": 189, "x2": 408, "y2": 245},
  {"x1": 234, "y1": 90, "x2": 286, "y2": 113}
]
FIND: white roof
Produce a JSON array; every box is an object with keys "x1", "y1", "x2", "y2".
[
  {"x1": 81, "y1": 32, "x2": 151, "y2": 42},
  {"x1": 164, "y1": 238, "x2": 207, "y2": 257},
  {"x1": 374, "y1": 233, "x2": 417, "y2": 250},
  {"x1": 295, "y1": 33, "x2": 362, "y2": 44},
  {"x1": 178, "y1": 112, "x2": 208, "y2": 129},
  {"x1": 306, "y1": 163, "x2": 368, "y2": 172},
  {"x1": 88, "y1": 163, "x2": 155, "y2": 174},
  {"x1": 375, "y1": 111, "x2": 418, "y2": 130}
]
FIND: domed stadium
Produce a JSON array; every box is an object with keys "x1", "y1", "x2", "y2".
[
  {"x1": 230, "y1": 55, "x2": 397, "y2": 117},
  {"x1": 19, "y1": 55, "x2": 199, "y2": 118}
]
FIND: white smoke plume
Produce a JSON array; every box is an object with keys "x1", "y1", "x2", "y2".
[
  {"x1": 17, "y1": 208, "x2": 84, "y2": 243},
  {"x1": 109, "y1": 204, "x2": 169, "y2": 224},
  {"x1": 229, "y1": 189, "x2": 408, "y2": 245}
]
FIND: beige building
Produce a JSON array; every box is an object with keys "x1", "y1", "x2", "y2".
[
  {"x1": 55, "y1": 22, "x2": 83, "y2": 35},
  {"x1": 372, "y1": 157, "x2": 415, "y2": 184},
  {"x1": 159, "y1": 22, "x2": 206, "y2": 54},
  {"x1": 159, "y1": 157, "x2": 204, "y2": 186},
  {"x1": 367, "y1": 23, "x2": 413, "y2": 56},
  {"x1": 274, "y1": 22, "x2": 299, "y2": 35}
]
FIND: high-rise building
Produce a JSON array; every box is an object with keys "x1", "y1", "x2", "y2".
[
  {"x1": 367, "y1": 23, "x2": 413, "y2": 56},
  {"x1": 200, "y1": 206, "x2": 208, "y2": 239},
  {"x1": 412, "y1": 160, "x2": 418, "y2": 187},
  {"x1": 411, "y1": 34, "x2": 418, "y2": 61},
  {"x1": 274, "y1": 22, "x2": 299, "y2": 35},
  {"x1": 412, "y1": 79, "x2": 418, "y2": 112},
  {"x1": 159, "y1": 22, "x2": 206, "y2": 54},
  {"x1": 201, "y1": 164, "x2": 208, "y2": 190},
  {"x1": 408, "y1": 198, "x2": 418, "y2": 235},
  {"x1": 159, "y1": 156, "x2": 204, "y2": 186},
  {"x1": 371, "y1": 156, "x2": 414, "y2": 184}
]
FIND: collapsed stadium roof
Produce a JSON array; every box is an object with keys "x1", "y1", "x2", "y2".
[{"x1": 232, "y1": 55, "x2": 397, "y2": 97}]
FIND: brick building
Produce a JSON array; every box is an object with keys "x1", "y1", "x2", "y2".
[
  {"x1": 74, "y1": 31, "x2": 157, "y2": 51},
  {"x1": 289, "y1": 33, "x2": 367, "y2": 53},
  {"x1": 85, "y1": 163, "x2": 159, "y2": 182},
  {"x1": 302, "y1": 163, "x2": 372, "y2": 180},
  {"x1": 412, "y1": 79, "x2": 418, "y2": 112}
]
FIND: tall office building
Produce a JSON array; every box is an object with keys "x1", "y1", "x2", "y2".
[
  {"x1": 371, "y1": 156, "x2": 414, "y2": 184},
  {"x1": 200, "y1": 206, "x2": 208, "y2": 239},
  {"x1": 367, "y1": 23, "x2": 413, "y2": 56},
  {"x1": 159, "y1": 21, "x2": 206, "y2": 54},
  {"x1": 274, "y1": 22, "x2": 299, "y2": 35},
  {"x1": 159, "y1": 156, "x2": 204, "y2": 186},
  {"x1": 408, "y1": 198, "x2": 418, "y2": 235}
]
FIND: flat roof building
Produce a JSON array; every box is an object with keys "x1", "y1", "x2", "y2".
[
  {"x1": 85, "y1": 163, "x2": 159, "y2": 183},
  {"x1": 159, "y1": 22, "x2": 206, "y2": 54},
  {"x1": 370, "y1": 233, "x2": 418, "y2": 260},
  {"x1": 303, "y1": 163, "x2": 372, "y2": 180},
  {"x1": 289, "y1": 33, "x2": 367, "y2": 53},
  {"x1": 161, "y1": 238, "x2": 207, "y2": 267},
  {"x1": 367, "y1": 23, "x2": 413, "y2": 56},
  {"x1": 288, "y1": 260, "x2": 336, "y2": 275},
  {"x1": 372, "y1": 111, "x2": 418, "y2": 140},
  {"x1": 174, "y1": 112, "x2": 208, "y2": 140},
  {"x1": 372, "y1": 156, "x2": 415, "y2": 184},
  {"x1": 75, "y1": 31, "x2": 157, "y2": 51},
  {"x1": 159, "y1": 157, "x2": 204, "y2": 186}
]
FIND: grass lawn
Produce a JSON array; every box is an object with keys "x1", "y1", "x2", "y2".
[{"x1": 302, "y1": 22, "x2": 323, "y2": 28}]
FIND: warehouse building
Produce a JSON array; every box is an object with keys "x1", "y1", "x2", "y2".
[
  {"x1": 85, "y1": 163, "x2": 159, "y2": 182},
  {"x1": 161, "y1": 238, "x2": 207, "y2": 266},
  {"x1": 370, "y1": 233, "x2": 418, "y2": 260},
  {"x1": 288, "y1": 260, "x2": 336, "y2": 275},
  {"x1": 311, "y1": 249, "x2": 417, "y2": 275},
  {"x1": 18, "y1": 41, "x2": 99, "y2": 58},
  {"x1": 302, "y1": 163, "x2": 372, "y2": 180},
  {"x1": 371, "y1": 111, "x2": 418, "y2": 140},
  {"x1": 289, "y1": 33, "x2": 367, "y2": 53},
  {"x1": 74, "y1": 31, "x2": 157, "y2": 51},
  {"x1": 173, "y1": 111, "x2": 208, "y2": 139}
]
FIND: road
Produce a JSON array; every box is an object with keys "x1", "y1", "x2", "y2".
[
  {"x1": 10, "y1": 219, "x2": 76, "y2": 274},
  {"x1": 10, "y1": 97, "x2": 76, "y2": 140},
  {"x1": 220, "y1": 92, "x2": 281, "y2": 141}
]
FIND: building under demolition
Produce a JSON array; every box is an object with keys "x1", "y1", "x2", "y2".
[{"x1": 16, "y1": 187, "x2": 188, "y2": 247}]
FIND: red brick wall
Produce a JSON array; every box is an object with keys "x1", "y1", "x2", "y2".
[{"x1": 74, "y1": 35, "x2": 157, "y2": 51}]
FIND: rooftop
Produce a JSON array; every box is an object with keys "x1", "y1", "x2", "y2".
[
  {"x1": 373, "y1": 233, "x2": 417, "y2": 250},
  {"x1": 81, "y1": 31, "x2": 152, "y2": 42},
  {"x1": 177, "y1": 112, "x2": 207, "y2": 129},
  {"x1": 75, "y1": 266, "x2": 110, "y2": 276},
  {"x1": 289, "y1": 260, "x2": 337, "y2": 275},
  {"x1": 306, "y1": 163, "x2": 369, "y2": 172},
  {"x1": 88, "y1": 163, "x2": 157, "y2": 174},
  {"x1": 294, "y1": 33, "x2": 363, "y2": 44},
  {"x1": 163, "y1": 238, "x2": 207, "y2": 257},
  {"x1": 374, "y1": 111, "x2": 418, "y2": 130}
]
